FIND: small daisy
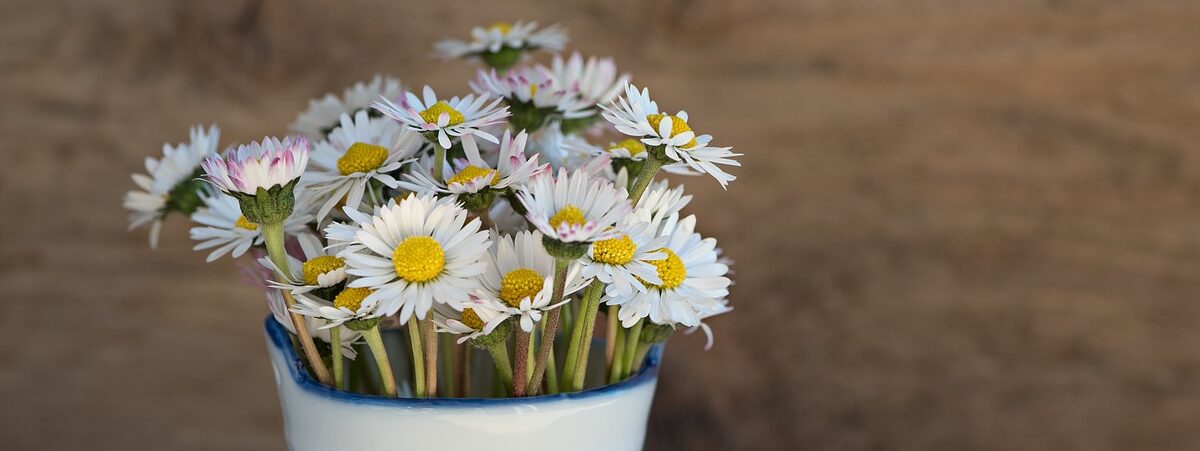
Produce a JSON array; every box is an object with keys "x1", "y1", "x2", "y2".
[
  {"x1": 516, "y1": 168, "x2": 632, "y2": 244},
  {"x1": 550, "y1": 53, "x2": 629, "y2": 108},
  {"x1": 337, "y1": 194, "x2": 491, "y2": 324},
  {"x1": 290, "y1": 75, "x2": 404, "y2": 140},
  {"x1": 399, "y1": 130, "x2": 548, "y2": 197},
  {"x1": 202, "y1": 135, "x2": 310, "y2": 196},
  {"x1": 373, "y1": 85, "x2": 510, "y2": 150},
  {"x1": 477, "y1": 231, "x2": 589, "y2": 332},
  {"x1": 433, "y1": 296, "x2": 513, "y2": 343},
  {"x1": 471, "y1": 66, "x2": 592, "y2": 129},
  {"x1": 266, "y1": 290, "x2": 361, "y2": 358},
  {"x1": 632, "y1": 179, "x2": 693, "y2": 234},
  {"x1": 259, "y1": 232, "x2": 348, "y2": 295},
  {"x1": 600, "y1": 83, "x2": 742, "y2": 188},
  {"x1": 300, "y1": 110, "x2": 423, "y2": 222},
  {"x1": 581, "y1": 221, "x2": 669, "y2": 298},
  {"x1": 291, "y1": 287, "x2": 383, "y2": 330},
  {"x1": 188, "y1": 189, "x2": 313, "y2": 262},
  {"x1": 433, "y1": 21, "x2": 567, "y2": 62},
  {"x1": 606, "y1": 215, "x2": 731, "y2": 328},
  {"x1": 124, "y1": 124, "x2": 220, "y2": 248}
]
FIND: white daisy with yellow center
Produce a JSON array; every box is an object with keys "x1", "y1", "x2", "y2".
[
  {"x1": 188, "y1": 189, "x2": 312, "y2": 262},
  {"x1": 605, "y1": 215, "x2": 731, "y2": 328},
  {"x1": 259, "y1": 233, "x2": 349, "y2": 295},
  {"x1": 600, "y1": 83, "x2": 742, "y2": 188},
  {"x1": 433, "y1": 21, "x2": 567, "y2": 60},
  {"x1": 582, "y1": 221, "x2": 669, "y2": 298},
  {"x1": 471, "y1": 66, "x2": 592, "y2": 119},
  {"x1": 202, "y1": 136, "x2": 309, "y2": 197},
  {"x1": 477, "y1": 231, "x2": 590, "y2": 332},
  {"x1": 335, "y1": 194, "x2": 491, "y2": 324},
  {"x1": 124, "y1": 124, "x2": 219, "y2": 248},
  {"x1": 516, "y1": 168, "x2": 632, "y2": 244},
  {"x1": 299, "y1": 111, "x2": 422, "y2": 222},
  {"x1": 399, "y1": 130, "x2": 549, "y2": 196},
  {"x1": 290, "y1": 75, "x2": 404, "y2": 140},
  {"x1": 266, "y1": 290, "x2": 362, "y2": 358},
  {"x1": 631, "y1": 179, "x2": 694, "y2": 235},
  {"x1": 373, "y1": 85, "x2": 510, "y2": 150},
  {"x1": 550, "y1": 52, "x2": 629, "y2": 107},
  {"x1": 291, "y1": 287, "x2": 383, "y2": 330},
  {"x1": 433, "y1": 296, "x2": 513, "y2": 344}
]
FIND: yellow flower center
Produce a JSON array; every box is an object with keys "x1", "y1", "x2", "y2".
[
  {"x1": 235, "y1": 216, "x2": 258, "y2": 231},
  {"x1": 334, "y1": 287, "x2": 372, "y2": 311},
  {"x1": 447, "y1": 165, "x2": 500, "y2": 186},
  {"x1": 460, "y1": 308, "x2": 485, "y2": 330},
  {"x1": 591, "y1": 234, "x2": 637, "y2": 265},
  {"x1": 489, "y1": 22, "x2": 512, "y2": 34},
  {"x1": 499, "y1": 268, "x2": 544, "y2": 307},
  {"x1": 529, "y1": 84, "x2": 538, "y2": 97},
  {"x1": 609, "y1": 138, "x2": 647, "y2": 157},
  {"x1": 549, "y1": 205, "x2": 586, "y2": 230},
  {"x1": 392, "y1": 236, "x2": 446, "y2": 283},
  {"x1": 645, "y1": 248, "x2": 686, "y2": 290},
  {"x1": 419, "y1": 101, "x2": 466, "y2": 126},
  {"x1": 337, "y1": 142, "x2": 389, "y2": 175},
  {"x1": 646, "y1": 114, "x2": 697, "y2": 148},
  {"x1": 302, "y1": 255, "x2": 345, "y2": 285}
]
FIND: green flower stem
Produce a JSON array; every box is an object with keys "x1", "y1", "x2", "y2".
[
  {"x1": 485, "y1": 341, "x2": 514, "y2": 397},
  {"x1": 407, "y1": 322, "x2": 425, "y2": 397},
  {"x1": 632, "y1": 342, "x2": 651, "y2": 374},
  {"x1": 543, "y1": 340, "x2": 559, "y2": 395},
  {"x1": 330, "y1": 326, "x2": 345, "y2": 391},
  {"x1": 605, "y1": 305, "x2": 619, "y2": 370},
  {"x1": 562, "y1": 280, "x2": 604, "y2": 392},
  {"x1": 608, "y1": 325, "x2": 626, "y2": 384},
  {"x1": 421, "y1": 317, "x2": 438, "y2": 397},
  {"x1": 362, "y1": 326, "x2": 397, "y2": 397},
  {"x1": 262, "y1": 222, "x2": 333, "y2": 386},
  {"x1": 432, "y1": 142, "x2": 447, "y2": 181},
  {"x1": 621, "y1": 319, "x2": 644, "y2": 380},
  {"x1": 628, "y1": 153, "x2": 666, "y2": 206},
  {"x1": 512, "y1": 328, "x2": 531, "y2": 396},
  {"x1": 525, "y1": 258, "x2": 571, "y2": 395}
]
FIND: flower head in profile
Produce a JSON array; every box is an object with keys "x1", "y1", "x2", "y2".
[
  {"x1": 334, "y1": 194, "x2": 491, "y2": 324},
  {"x1": 477, "y1": 231, "x2": 589, "y2": 332},
  {"x1": 517, "y1": 168, "x2": 631, "y2": 244},
  {"x1": 259, "y1": 232, "x2": 349, "y2": 295},
  {"x1": 434, "y1": 21, "x2": 567, "y2": 69},
  {"x1": 606, "y1": 215, "x2": 731, "y2": 329},
  {"x1": 399, "y1": 131, "x2": 549, "y2": 203},
  {"x1": 201, "y1": 135, "x2": 310, "y2": 225},
  {"x1": 124, "y1": 124, "x2": 220, "y2": 248},
  {"x1": 374, "y1": 86, "x2": 510, "y2": 150},
  {"x1": 291, "y1": 287, "x2": 384, "y2": 330},
  {"x1": 300, "y1": 111, "x2": 423, "y2": 222},
  {"x1": 266, "y1": 290, "x2": 362, "y2": 358},
  {"x1": 471, "y1": 66, "x2": 591, "y2": 131},
  {"x1": 188, "y1": 189, "x2": 311, "y2": 262},
  {"x1": 550, "y1": 52, "x2": 629, "y2": 110},
  {"x1": 434, "y1": 296, "x2": 513, "y2": 344},
  {"x1": 601, "y1": 83, "x2": 742, "y2": 188},
  {"x1": 291, "y1": 75, "x2": 404, "y2": 140}
]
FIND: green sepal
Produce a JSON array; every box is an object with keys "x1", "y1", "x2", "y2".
[
  {"x1": 344, "y1": 316, "x2": 384, "y2": 332},
  {"x1": 481, "y1": 47, "x2": 523, "y2": 71},
  {"x1": 507, "y1": 100, "x2": 556, "y2": 133},
  {"x1": 639, "y1": 322, "x2": 675, "y2": 345},
  {"x1": 459, "y1": 190, "x2": 497, "y2": 214},
  {"x1": 469, "y1": 319, "x2": 512, "y2": 351},
  {"x1": 228, "y1": 179, "x2": 298, "y2": 225},
  {"x1": 542, "y1": 235, "x2": 589, "y2": 260},
  {"x1": 611, "y1": 158, "x2": 645, "y2": 178},
  {"x1": 558, "y1": 115, "x2": 600, "y2": 135}
]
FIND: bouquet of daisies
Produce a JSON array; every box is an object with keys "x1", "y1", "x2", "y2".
[{"x1": 123, "y1": 21, "x2": 740, "y2": 398}]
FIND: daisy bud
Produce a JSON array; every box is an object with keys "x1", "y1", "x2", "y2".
[
  {"x1": 201, "y1": 136, "x2": 310, "y2": 225},
  {"x1": 469, "y1": 319, "x2": 512, "y2": 351}
]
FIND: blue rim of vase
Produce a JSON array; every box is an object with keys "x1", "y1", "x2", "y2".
[{"x1": 265, "y1": 316, "x2": 663, "y2": 406}]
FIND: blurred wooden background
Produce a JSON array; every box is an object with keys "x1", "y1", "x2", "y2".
[{"x1": 4, "y1": 0, "x2": 1200, "y2": 449}]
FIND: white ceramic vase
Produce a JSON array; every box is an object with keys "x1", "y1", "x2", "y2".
[{"x1": 263, "y1": 318, "x2": 662, "y2": 451}]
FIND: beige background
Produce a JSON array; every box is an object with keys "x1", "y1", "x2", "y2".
[{"x1": 5, "y1": 0, "x2": 1200, "y2": 450}]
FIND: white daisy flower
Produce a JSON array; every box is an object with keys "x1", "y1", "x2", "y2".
[
  {"x1": 300, "y1": 111, "x2": 423, "y2": 222},
  {"x1": 685, "y1": 297, "x2": 733, "y2": 350},
  {"x1": 399, "y1": 130, "x2": 549, "y2": 197},
  {"x1": 337, "y1": 194, "x2": 491, "y2": 324},
  {"x1": 600, "y1": 83, "x2": 742, "y2": 188},
  {"x1": 266, "y1": 290, "x2": 361, "y2": 358},
  {"x1": 124, "y1": 124, "x2": 220, "y2": 248},
  {"x1": 373, "y1": 85, "x2": 510, "y2": 150},
  {"x1": 516, "y1": 168, "x2": 631, "y2": 244},
  {"x1": 433, "y1": 21, "x2": 567, "y2": 62},
  {"x1": 632, "y1": 179, "x2": 693, "y2": 234},
  {"x1": 471, "y1": 66, "x2": 593, "y2": 129},
  {"x1": 477, "y1": 231, "x2": 589, "y2": 332},
  {"x1": 290, "y1": 75, "x2": 404, "y2": 140},
  {"x1": 291, "y1": 287, "x2": 383, "y2": 330},
  {"x1": 433, "y1": 296, "x2": 513, "y2": 344},
  {"x1": 606, "y1": 215, "x2": 731, "y2": 328},
  {"x1": 550, "y1": 53, "x2": 629, "y2": 108},
  {"x1": 188, "y1": 189, "x2": 313, "y2": 262},
  {"x1": 259, "y1": 232, "x2": 348, "y2": 294},
  {"x1": 201, "y1": 135, "x2": 310, "y2": 196},
  {"x1": 582, "y1": 221, "x2": 669, "y2": 298},
  {"x1": 563, "y1": 136, "x2": 696, "y2": 177}
]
